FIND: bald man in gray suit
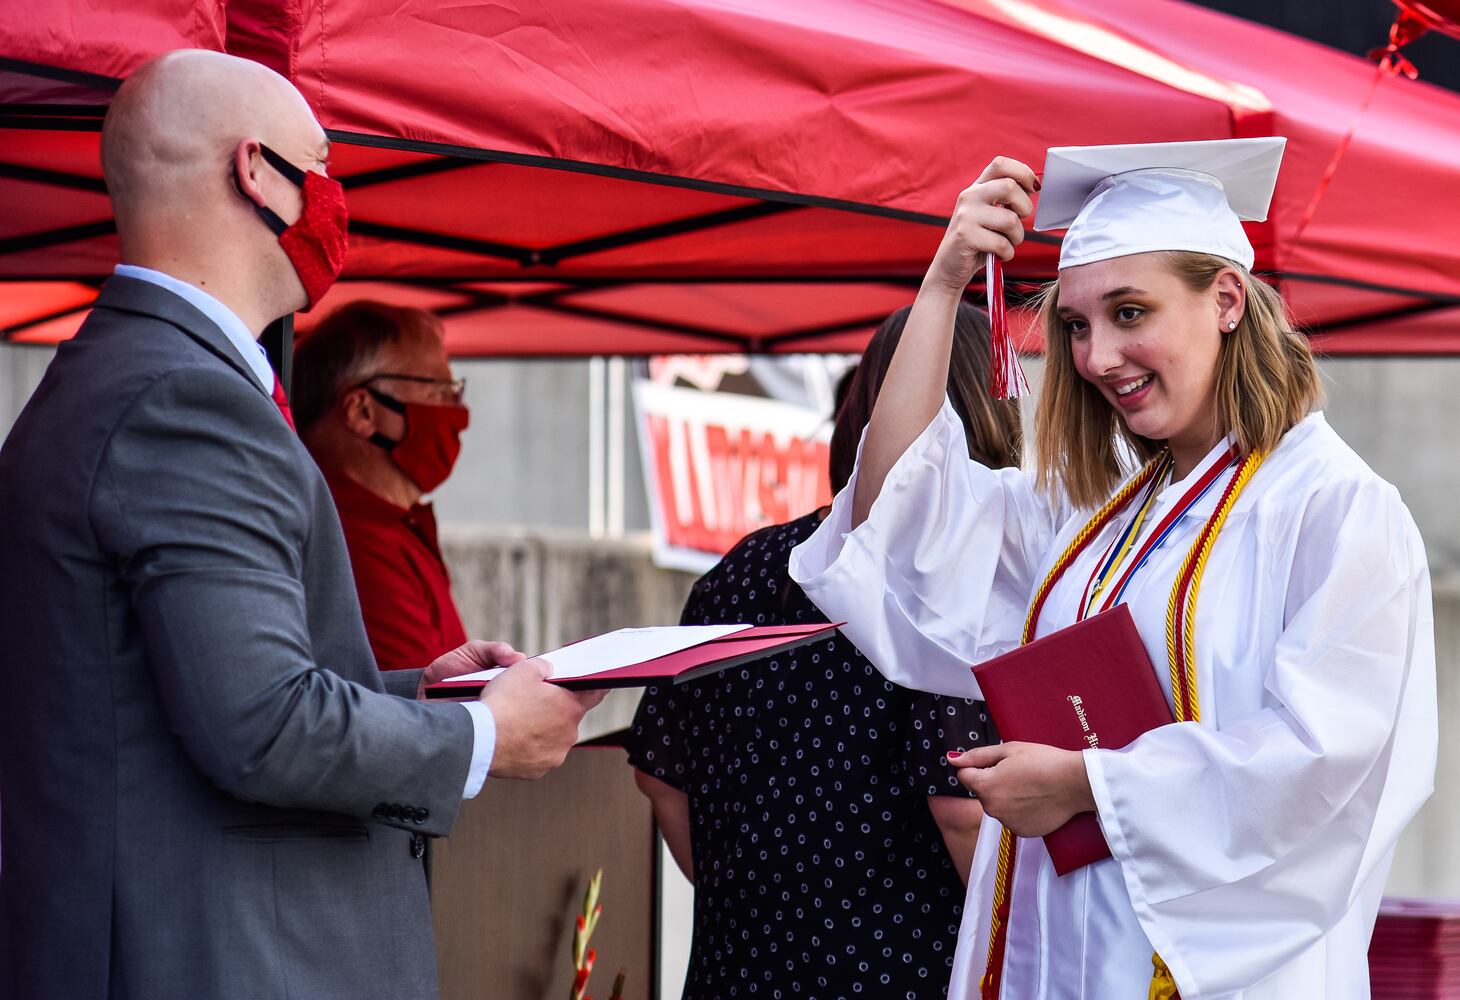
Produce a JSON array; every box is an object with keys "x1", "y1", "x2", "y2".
[{"x1": 0, "y1": 51, "x2": 601, "y2": 1000}]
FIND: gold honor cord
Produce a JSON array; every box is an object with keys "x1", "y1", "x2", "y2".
[
  {"x1": 980, "y1": 457, "x2": 1168, "y2": 1000},
  {"x1": 1146, "y1": 448, "x2": 1264, "y2": 1000},
  {"x1": 978, "y1": 449, "x2": 1266, "y2": 1000}
]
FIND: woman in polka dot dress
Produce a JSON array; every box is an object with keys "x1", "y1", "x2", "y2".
[{"x1": 627, "y1": 303, "x2": 1022, "y2": 999}]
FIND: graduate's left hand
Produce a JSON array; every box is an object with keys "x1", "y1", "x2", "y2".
[
  {"x1": 948, "y1": 743, "x2": 1097, "y2": 838},
  {"x1": 418, "y1": 640, "x2": 527, "y2": 699}
]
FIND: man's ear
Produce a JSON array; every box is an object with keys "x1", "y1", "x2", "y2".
[
  {"x1": 339, "y1": 386, "x2": 379, "y2": 439},
  {"x1": 232, "y1": 139, "x2": 268, "y2": 209}
]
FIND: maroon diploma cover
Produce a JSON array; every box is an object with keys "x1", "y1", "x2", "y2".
[
  {"x1": 424, "y1": 622, "x2": 842, "y2": 697},
  {"x1": 970, "y1": 605, "x2": 1174, "y2": 875}
]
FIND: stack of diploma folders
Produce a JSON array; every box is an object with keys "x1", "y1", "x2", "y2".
[{"x1": 1369, "y1": 898, "x2": 1460, "y2": 998}]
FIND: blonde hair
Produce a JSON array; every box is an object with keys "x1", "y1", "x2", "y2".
[{"x1": 1033, "y1": 251, "x2": 1322, "y2": 508}]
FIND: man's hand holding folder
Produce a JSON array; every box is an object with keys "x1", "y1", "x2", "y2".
[
  {"x1": 418, "y1": 639, "x2": 607, "y2": 779},
  {"x1": 483, "y1": 659, "x2": 608, "y2": 779},
  {"x1": 424, "y1": 623, "x2": 842, "y2": 696},
  {"x1": 420, "y1": 623, "x2": 842, "y2": 778}
]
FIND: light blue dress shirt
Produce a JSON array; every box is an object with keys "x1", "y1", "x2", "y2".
[
  {"x1": 114, "y1": 264, "x2": 275, "y2": 389},
  {"x1": 112, "y1": 265, "x2": 495, "y2": 798}
]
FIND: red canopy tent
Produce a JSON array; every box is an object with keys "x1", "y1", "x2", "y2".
[{"x1": 2, "y1": 0, "x2": 1459, "y2": 355}]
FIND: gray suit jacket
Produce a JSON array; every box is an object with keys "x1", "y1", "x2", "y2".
[{"x1": 0, "y1": 276, "x2": 476, "y2": 1000}]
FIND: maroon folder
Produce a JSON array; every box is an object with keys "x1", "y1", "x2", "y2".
[
  {"x1": 424, "y1": 622, "x2": 842, "y2": 697},
  {"x1": 971, "y1": 604, "x2": 1174, "y2": 876}
]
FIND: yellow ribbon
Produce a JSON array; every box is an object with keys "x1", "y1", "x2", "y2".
[{"x1": 1148, "y1": 955, "x2": 1180, "y2": 1000}]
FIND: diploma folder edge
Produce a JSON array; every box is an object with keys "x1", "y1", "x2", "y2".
[{"x1": 424, "y1": 622, "x2": 843, "y2": 697}]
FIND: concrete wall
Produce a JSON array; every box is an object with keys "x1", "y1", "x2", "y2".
[
  {"x1": 1320, "y1": 358, "x2": 1460, "y2": 572},
  {"x1": 434, "y1": 357, "x2": 652, "y2": 533},
  {"x1": 1387, "y1": 573, "x2": 1460, "y2": 898},
  {"x1": 0, "y1": 346, "x2": 52, "y2": 434}
]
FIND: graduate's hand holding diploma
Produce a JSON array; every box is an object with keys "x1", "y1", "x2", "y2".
[
  {"x1": 851, "y1": 157, "x2": 1037, "y2": 528},
  {"x1": 948, "y1": 743, "x2": 1096, "y2": 838}
]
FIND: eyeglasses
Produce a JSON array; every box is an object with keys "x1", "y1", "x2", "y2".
[{"x1": 359, "y1": 372, "x2": 467, "y2": 405}]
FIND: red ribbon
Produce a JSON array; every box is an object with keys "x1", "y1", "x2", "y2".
[
  {"x1": 987, "y1": 255, "x2": 1028, "y2": 400},
  {"x1": 1079, "y1": 445, "x2": 1238, "y2": 621},
  {"x1": 1295, "y1": 15, "x2": 1419, "y2": 242}
]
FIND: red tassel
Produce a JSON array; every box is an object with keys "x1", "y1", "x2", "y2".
[{"x1": 987, "y1": 254, "x2": 1027, "y2": 400}]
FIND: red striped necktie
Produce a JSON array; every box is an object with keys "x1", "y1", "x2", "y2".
[{"x1": 270, "y1": 376, "x2": 296, "y2": 432}]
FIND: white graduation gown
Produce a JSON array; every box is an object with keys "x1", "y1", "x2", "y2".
[{"x1": 788, "y1": 401, "x2": 1437, "y2": 1000}]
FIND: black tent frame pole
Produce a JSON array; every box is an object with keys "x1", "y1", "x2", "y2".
[{"x1": 262, "y1": 314, "x2": 295, "y2": 396}]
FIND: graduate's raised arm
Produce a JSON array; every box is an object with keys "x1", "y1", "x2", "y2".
[{"x1": 850, "y1": 157, "x2": 1037, "y2": 527}]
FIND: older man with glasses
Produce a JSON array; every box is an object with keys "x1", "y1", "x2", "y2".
[{"x1": 294, "y1": 300, "x2": 474, "y2": 671}]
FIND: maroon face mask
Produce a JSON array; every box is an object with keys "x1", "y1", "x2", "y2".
[
  {"x1": 245, "y1": 144, "x2": 349, "y2": 310},
  {"x1": 365, "y1": 386, "x2": 470, "y2": 493}
]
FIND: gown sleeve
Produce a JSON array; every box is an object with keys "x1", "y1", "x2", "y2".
[
  {"x1": 789, "y1": 397, "x2": 1064, "y2": 698},
  {"x1": 1083, "y1": 476, "x2": 1438, "y2": 999}
]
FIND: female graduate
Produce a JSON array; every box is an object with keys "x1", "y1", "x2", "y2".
[{"x1": 788, "y1": 138, "x2": 1437, "y2": 1000}]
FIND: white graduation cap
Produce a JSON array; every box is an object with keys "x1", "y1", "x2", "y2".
[{"x1": 1033, "y1": 137, "x2": 1286, "y2": 271}]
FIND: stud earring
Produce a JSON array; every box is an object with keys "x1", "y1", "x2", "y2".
[{"x1": 1226, "y1": 320, "x2": 1237, "y2": 331}]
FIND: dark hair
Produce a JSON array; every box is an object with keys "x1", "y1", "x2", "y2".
[
  {"x1": 827, "y1": 302, "x2": 1023, "y2": 496},
  {"x1": 833, "y1": 364, "x2": 858, "y2": 422},
  {"x1": 291, "y1": 301, "x2": 445, "y2": 430}
]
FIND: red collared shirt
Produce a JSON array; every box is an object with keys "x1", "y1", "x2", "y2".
[{"x1": 323, "y1": 468, "x2": 467, "y2": 671}]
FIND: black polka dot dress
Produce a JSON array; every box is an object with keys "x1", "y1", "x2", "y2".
[{"x1": 627, "y1": 512, "x2": 999, "y2": 1000}]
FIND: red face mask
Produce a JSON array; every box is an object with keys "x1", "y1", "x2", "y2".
[
  {"x1": 247, "y1": 144, "x2": 349, "y2": 310},
  {"x1": 365, "y1": 386, "x2": 471, "y2": 494}
]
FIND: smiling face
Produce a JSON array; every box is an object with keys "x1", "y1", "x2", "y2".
[{"x1": 1056, "y1": 252, "x2": 1236, "y2": 474}]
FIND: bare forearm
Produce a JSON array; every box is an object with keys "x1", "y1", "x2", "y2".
[
  {"x1": 655, "y1": 801, "x2": 694, "y2": 881},
  {"x1": 927, "y1": 796, "x2": 984, "y2": 884},
  {"x1": 849, "y1": 159, "x2": 1036, "y2": 528},
  {"x1": 634, "y1": 771, "x2": 694, "y2": 880}
]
